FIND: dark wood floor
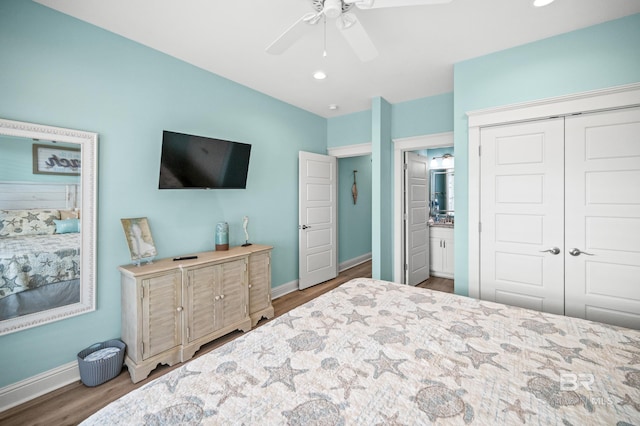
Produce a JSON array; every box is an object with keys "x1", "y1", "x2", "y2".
[
  {"x1": 416, "y1": 275, "x2": 454, "y2": 293},
  {"x1": 0, "y1": 261, "x2": 453, "y2": 426}
]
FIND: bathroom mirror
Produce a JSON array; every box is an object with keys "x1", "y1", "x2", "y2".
[
  {"x1": 430, "y1": 168, "x2": 454, "y2": 217},
  {"x1": 0, "y1": 118, "x2": 97, "y2": 335}
]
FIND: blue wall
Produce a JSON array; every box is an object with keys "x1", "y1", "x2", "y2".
[
  {"x1": 0, "y1": 0, "x2": 326, "y2": 387},
  {"x1": 338, "y1": 155, "x2": 372, "y2": 263},
  {"x1": 453, "y1": 13, "x2": 640, "y2": 296},
  {"x1": 392, "y1": 93, "x2": 454, "y2": 139},
  {"x1": 371, "y1": 97, "x2": 393, "y2": 280},
  {"x1": 327, "y1": 92, "x2": 454, "y2": 147},
  {"x1": 327, "y1": 110, "x2": 372, "y2": 147}
]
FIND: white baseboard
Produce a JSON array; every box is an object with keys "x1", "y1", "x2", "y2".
[
  {"x1": 271, "y1": 279, "x2": 299, "y2": 300},
  {"x1": 339, "y1": 252, "x2": 372, "y2": 273},
  {"x1": 271, "y1": 253, "x2": 371, "y2": 300},
  {"x1": 0, "y1": 361, "x2": 79, "y2": 412},
  {"x1": 0, "y1": 253, "x2": 373, "y2": 412}
]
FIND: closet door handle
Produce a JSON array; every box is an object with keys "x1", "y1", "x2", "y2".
[
  {"x1": 540, "y1": 247, "x2": 560, "y2": 255},
  {"x1": 569, "y1": 248, "x2": 594, "y2": 257}
]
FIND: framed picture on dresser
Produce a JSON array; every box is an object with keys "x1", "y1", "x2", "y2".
[{"x1": 121, "y1": 217, "x2": 157, "y2": 265}]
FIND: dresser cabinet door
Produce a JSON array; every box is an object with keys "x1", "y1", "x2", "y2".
[
  {"x1": 142, "y1": 271, "x2": 182, "y2": 360},
  {"x1": 217, "y1": 258, "x2": 248, "y2": 329},
  {"x1": 186, "y1": 265, "x2": 218, "y2": 343},
  {"x1": 249, "y1": 251, "x2": 271, "y2": 316}
]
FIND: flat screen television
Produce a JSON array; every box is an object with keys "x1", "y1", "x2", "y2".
[{"x1": 159, "y1": 131, "x2": 251, "y2": 189}]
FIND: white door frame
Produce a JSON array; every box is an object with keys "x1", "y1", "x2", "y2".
[
  {"x1": 393, "y1": 132, "x2": 454, "y2": 284},
  {"x1": 467, "y1": 82, "x2": 640, "y2": 298}
]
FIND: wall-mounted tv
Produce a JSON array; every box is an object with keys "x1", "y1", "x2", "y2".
[{"x1": 159, "y1": 131, "x2": 251, "y2": 189}]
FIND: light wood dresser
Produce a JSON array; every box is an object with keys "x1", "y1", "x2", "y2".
[{"x1": 119, "y1": 244, "x2": 273, "y2": 383}]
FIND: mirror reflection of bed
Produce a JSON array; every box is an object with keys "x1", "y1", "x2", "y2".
[{"x1": 0, "y1": 136, "x2": 81, "y2": 321}]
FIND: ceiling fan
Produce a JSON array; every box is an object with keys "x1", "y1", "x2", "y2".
[{"x1": 266, "y1": 0, "x2": 453, "y2": 62}]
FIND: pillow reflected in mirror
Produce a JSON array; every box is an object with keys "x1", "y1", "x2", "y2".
[{"x1": 54, "y1": 218, "x2": 80, "y2": 234}]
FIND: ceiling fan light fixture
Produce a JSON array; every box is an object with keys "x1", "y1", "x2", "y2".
[
  {"x1": 313, "y1": 70, "x2": 327, "y2": 80},
  {"x1": 533, "y1": 0, "x2": 555, "y2": 7},
  {"x1": 323, "y1": 0, "x2": 343, "y2": 18}
]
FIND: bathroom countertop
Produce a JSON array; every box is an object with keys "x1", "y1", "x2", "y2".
[{"x1": 429, "y1": 222, "x2": 454, "y2": 228}]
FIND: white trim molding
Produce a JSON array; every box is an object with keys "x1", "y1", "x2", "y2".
[
  {"x1": 392, "y1": 132, "x2": 454, "y2": 283},
  {"x1": 467, "y1": 82, "x2": 640, "y2": 299},
  {"x1": 468, "y1": 82, "x2": 640, "y2": 128},
  {"x1": 327, "y1": 143, "x2": 371, "y2": 158},
  {"x1": 0, "y1": 361, "x2": 79, "y2": 412},
  {"x1": 271, "y1": 279, "x2": 299, "y2": 300},
  {"x1": 339, "y1": 252, "x2": 372, "y2": 273}
]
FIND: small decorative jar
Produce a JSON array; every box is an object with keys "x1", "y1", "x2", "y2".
[{"x1": 215, "y1": 222, "x2": 229, "y2": 251}]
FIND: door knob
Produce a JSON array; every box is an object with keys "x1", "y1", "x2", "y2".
[
  {"x1": 569, "y1": 248, "x2": 594, "y2": 256},
  {"x1": 539, "y1": 247, "x2": 560, "y2": 255},
  {"x1": 301, "y1": 225, "x2": 311, "y2": 230}
]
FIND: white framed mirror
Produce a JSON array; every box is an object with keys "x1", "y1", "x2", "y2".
[{"x1": 0, "y1": 118, "x2": 97, "y2": 335}]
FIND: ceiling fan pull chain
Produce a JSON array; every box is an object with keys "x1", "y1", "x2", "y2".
[{"x1": 323, "y1": 15, "x2": 328, "y2": 57}]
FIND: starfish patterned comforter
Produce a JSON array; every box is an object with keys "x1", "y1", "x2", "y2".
[
  {"x1": 82, "y1": 278, "x2": 640, "y2": 425},
  {"x1": 0, "y1": 233, "x2": 80, "y2": 300}
]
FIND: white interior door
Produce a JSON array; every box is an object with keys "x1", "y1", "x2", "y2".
[
  {"x1": 480, "y1": 118, "x2": 565, "y2": 314},
  {"x1": 405, "y1": 152, "x2": 430, "y2": 286},
  {"x1": 565, "y1": 107, "x2": 640, "y2": 329},
  {"x1": 298, "y1": 151, "x2": 337, "y2": 290}
]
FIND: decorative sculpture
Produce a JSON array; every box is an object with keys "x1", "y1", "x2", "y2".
[{"x1": 242, "y1": 215, "x2": 252, "y2": 246}]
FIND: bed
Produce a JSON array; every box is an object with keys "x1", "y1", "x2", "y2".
[
  {"x1": 82, "y1": 277, "x2": 640, "y2": 425},
  {"x1": 0, "y1": 208, "x2": 81, "y2": 319}
]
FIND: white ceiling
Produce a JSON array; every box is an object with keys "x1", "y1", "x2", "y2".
[{"x1": 34, "y1": 0, "x2": 640, "y2": 117}]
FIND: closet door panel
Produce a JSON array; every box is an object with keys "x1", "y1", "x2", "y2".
[
  {"x1": 565, "y1": 107, "x2": 640, "y2": 329},
  {"x1": 480, "y1": 118, "x2": 565, "y2": 314}
]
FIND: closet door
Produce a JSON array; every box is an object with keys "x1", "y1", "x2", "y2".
[
  {"x1": 565, "y1": 107, "x2": 640, "y2": 329},
  {"x1": 480, "y1": 118, "x2": 565, "y2": 314}
]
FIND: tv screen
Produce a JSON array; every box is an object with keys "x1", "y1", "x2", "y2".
[{"x1": 159, "y1": 131, "x2": 251, "y2": 189}]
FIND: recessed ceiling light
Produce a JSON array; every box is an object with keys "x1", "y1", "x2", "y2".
[
  {"x1": 533, "y1": 0, "x2": 555, "y2": 7},
  {"x1": 313, "y1": 70, "x2": 327, "y2": 80},
  {"x1": 328, "y1": 104, "x2": 339, "y2": 110}
]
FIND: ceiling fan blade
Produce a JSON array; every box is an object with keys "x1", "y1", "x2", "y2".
[
  {"x1": 266, "y1": 12, "x2": 318, "y2": 55},
  {"x1": 336, "y1": 13, "x2": 378, "y2": 62},
  {"x1": 346, "y1": 0, "x2": 452, "y2": 9}
]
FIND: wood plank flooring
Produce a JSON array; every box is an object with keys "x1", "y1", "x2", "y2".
[{"x1": 0, "y1": 260, "x2": 453, "y2": 425}]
